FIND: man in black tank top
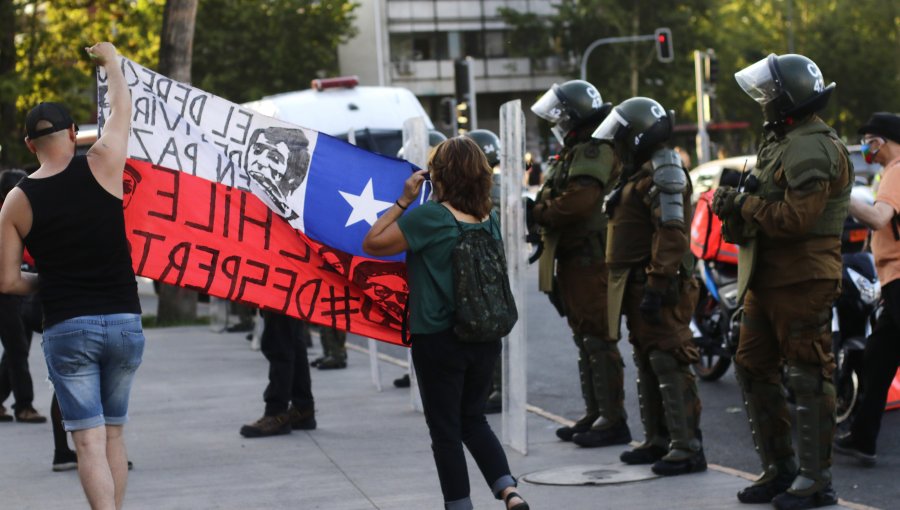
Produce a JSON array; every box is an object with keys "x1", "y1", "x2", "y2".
[{"x1": 0, "y1": 42, "x2": 141, "y2": 510}]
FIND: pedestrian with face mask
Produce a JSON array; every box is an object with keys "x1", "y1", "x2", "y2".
[{"x1": 834, "y1": 112, "x2": 900, "y2": 467}]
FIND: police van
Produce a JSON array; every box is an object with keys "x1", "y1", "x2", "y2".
[{"x1": 243, "y1": 76, "x2": 434, "y2": 158}]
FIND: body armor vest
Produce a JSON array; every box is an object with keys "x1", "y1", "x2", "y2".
[
  {"x1": 537, "y1": 141, "x2": 616, "y2": 250},
  {"x1": 751, "y1": 122, "x2": 851, "y2": 238}
]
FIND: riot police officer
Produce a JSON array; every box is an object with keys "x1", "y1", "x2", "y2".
[
  {"x1": 529, "y1": 80, "x2": 631, "y2": 447},
  {"x1": 594, "y1": 97, "x2": 706, "y2": 476},
  {"x1": 713, "y1": 54, "x2": 849, "y2": 509}
]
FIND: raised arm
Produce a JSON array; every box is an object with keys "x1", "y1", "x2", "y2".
[{"x1": 85, "y1": 42, "x2": 131, "y2": 198}]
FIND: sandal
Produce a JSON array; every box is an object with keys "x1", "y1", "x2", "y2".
[{"x1": 504, "y1": 491, "x2": 529, "y2": 510}]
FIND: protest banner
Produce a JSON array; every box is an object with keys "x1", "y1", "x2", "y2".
[{"x1": 100, "y1": 58, "x2": 420, "y2": 344}]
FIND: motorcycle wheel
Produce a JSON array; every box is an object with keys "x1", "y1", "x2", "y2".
[
  {"x1": 691, "y1": 340, "x2": 732, "y2": 381},
  {"x1": 835, "y1": 370, "x2": 860, "y2": 425}
]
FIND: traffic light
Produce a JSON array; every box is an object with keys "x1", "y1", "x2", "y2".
[
  {"x1": 454, "y1": 59, "x2": 472, "y2": 133},
  {"x1": 655, "y1": 28, "x2": 674, "y2": 63},
  {"x1": 705, "y1": 54, "x2": 719, "y2": 84}
]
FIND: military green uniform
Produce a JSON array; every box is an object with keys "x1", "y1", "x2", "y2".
[
  {"x1": 722, "y1": 117, "x2": 850, "y2": 498},
  {"x1": 532, "y1": 140, "x2": 626, "y2": 434},
  {"x1": 318, "y1": 326, "x2": 347, "y2": 367},
  {"x1": 606, "y1": 158, "x2": 703, "y2": 466}
]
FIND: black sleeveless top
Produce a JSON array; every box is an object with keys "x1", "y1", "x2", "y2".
[{"x1": 17, "y1": 155, "x2": 141, "y2": 327}]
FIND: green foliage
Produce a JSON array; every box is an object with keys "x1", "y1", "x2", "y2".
[
  {"x1": 1, "y1": 0, "x2": 358, "y2": 169},
  {"x1": 502, "y1": 0, "x2": 900, "y2": 151},
  {"x1": 192, "y1": 0, "x2": 358, "y2": 104},
  {"x1": 15, "y1": 0, "x2": 164, "y2": 122}
]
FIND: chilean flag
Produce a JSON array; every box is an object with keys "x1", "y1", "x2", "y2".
[{"x1": 99, "y1": 58, "x2": 418, "y2": 344}]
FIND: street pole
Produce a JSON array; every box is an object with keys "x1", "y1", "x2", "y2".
[
  {"x1": 580, "y1": 34, "x2": 657, "y2": 81},
  {"x1": 694, "y1": 50, "x2": 711, "y2": 165}
]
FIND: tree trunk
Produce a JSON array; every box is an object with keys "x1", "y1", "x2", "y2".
[
  {"x1": 158, "y1": 0, "x2": 198, "y2": 83},
  {"x1": 0, "y1": 0, "x2": 17, "y2": 169},
  {"x1": 156, "y1": 0, "x2": 199, "y2": 324}
]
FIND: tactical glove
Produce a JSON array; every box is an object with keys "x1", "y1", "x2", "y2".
[
  {"x1": 639, "y1": 287, "x2": 664, "y2": 325},
  {"x1": 712, "y1": 186, "x2": 747, "y2": 219},
  {"x1": 525, "y1": 197, "x2": 536, "y2": 227}
]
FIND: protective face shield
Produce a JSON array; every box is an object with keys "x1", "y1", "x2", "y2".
[
  {"x1": 531, "y1": 85, "x2": 573, "y2": 144},
  {"x1": 591, "y1": 109, "x2": 629, "y2": 142},
  {"x1": 734, "y1": 55, "x2": 781, "y2": 105}
]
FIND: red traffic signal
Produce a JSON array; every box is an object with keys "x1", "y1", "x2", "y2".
[{"x1": 655, "y1": 27, "x2": 673, "y2": 63}]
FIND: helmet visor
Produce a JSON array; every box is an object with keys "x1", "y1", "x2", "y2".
[
  {"x1": 734, "y1": 55, "x2": 780, "y2": 104},
  {"x1": 531, "y1": 86, "x2": 565, "y2": 123},
  {"x1": 591, "y1": 109, "x2": 628, "y2": 141}
]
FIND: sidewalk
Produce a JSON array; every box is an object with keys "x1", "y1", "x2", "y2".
[{"x1": 0, "y1": 325, "x2": 869, "y2": 510}]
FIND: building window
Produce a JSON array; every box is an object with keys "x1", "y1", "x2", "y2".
[{"x1": 484, "y1": 31, "x2": 507, "y2": 58}]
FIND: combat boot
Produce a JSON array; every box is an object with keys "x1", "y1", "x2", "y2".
[
  {"x1": 557, "y1": 335, "x2": 600, "y2": 441},
  {"x1": 734, "y1": 364, "x2": 797, "y2": 504},
  {"x1": 620, "y1": 351, "x2": 669, "y2": 464},
  {"x1": 647, "y1": 350, "x2": 707, "y2": 476},
  {"x1": 572, "y1": 336, "x2": 630, "y2": 448},
  {"x1": 770, "y1": 365, "x2": 838, "y2": 510}
]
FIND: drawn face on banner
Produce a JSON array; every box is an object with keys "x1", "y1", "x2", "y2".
[
  {"x1": 318, "y1": 245, "x2": 353, "y2": 277},
  {"x1": 245, "y1": 127, "x2": 311, "y2": 220},
  {"x1": 123, "y1": 163, "x2": 142, "y2": 209},
  {"x1": 352, "y1": 261, "x2": 408, "y2": 327}
]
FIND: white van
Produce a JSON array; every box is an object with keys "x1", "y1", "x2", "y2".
[{"x1": 243, "y1": 77, "x2": 434, "y2": 157}]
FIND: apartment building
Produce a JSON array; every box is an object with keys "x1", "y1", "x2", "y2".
[{"x1": 338, "y1": 0, "x2": 570, "y2": 142}]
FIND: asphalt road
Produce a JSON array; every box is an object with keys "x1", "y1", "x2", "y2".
[{"x1": 350, "y1": 263, "x2": 900, "y2": 509}]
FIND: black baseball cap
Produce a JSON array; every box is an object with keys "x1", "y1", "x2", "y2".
[
  {"x1": 25, "y1": 102, "x2": 76, "y2": 140},
  {"x1": 858, "y1": 112, "x2": 900, "y2": 144}
]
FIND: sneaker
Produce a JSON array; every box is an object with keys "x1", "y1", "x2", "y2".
[
  {"x1": 239, "y1": 414, "x2": 291, "y2": 438},
  {"x1": 310, "y1": 357, "x2": 325, "y2": 368},
  {"x1": 771, "y1": 482, "x2": 838, "y2": 510},
  {"x1": 571, "y1": 420, "x2": 632, "y2": 448},
  {"x1": 834, "y1": 433, "x2": 877, "y2": 467},
  {"x1": 393, "y1": 374, "x2": 411, "y2": 388},
  {"x1": 15, "y1": 407, "x2": 47, "y2": 424},
  {"x1": 52, "y1": 449, "x2": 78, "y2": 472},
  {"x1": 288, "y1": 406, "x2": 316, "y2": 430},
  {"x1": 0, "y1": 405, "x2": 13, "y2": 422},
  {"x1": 316, "y1": 356, "x2": 347, "y2": 370}
]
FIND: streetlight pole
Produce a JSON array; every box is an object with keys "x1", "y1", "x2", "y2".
[{"x1": 579, "y1": 34, "x2": 657, "y2": 81}]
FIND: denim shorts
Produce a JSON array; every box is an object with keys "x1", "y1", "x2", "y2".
[{"x1": 41, "y1": 314, "x2": 144, "y2": 431}]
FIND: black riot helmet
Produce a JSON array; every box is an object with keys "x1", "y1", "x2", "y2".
[
  {"x1": 735, "y1": 53, "x2": 835, "y2": 126},
  {"x1": 464, "y1": 129, "x2": 501, "y2": 167},
  {"x1": 531, "y1": 80, "x2": 610, "y2": 144},
  {"x1": 591, "y1": 97, "x2": 673, "y2": 168}
]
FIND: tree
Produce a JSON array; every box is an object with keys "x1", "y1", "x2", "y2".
[
  {"x1": 0, "y1": 0, "x2": 19, "y2": 169},
  {"x1": 156, "y1": 0, "x2": 200, "y2": 325},
  {"x1": 501, "y1": 0, "x2": 900, "y2": 154},
  {"x1": 191, "y1": 0, "x2": 358, "y2": 103}
]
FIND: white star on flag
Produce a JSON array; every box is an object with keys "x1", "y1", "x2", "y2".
[{"x1": 339, "y1": 178, "x2": 394, "y2": 228}]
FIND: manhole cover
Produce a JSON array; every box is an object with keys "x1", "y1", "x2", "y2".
[{"x1": 522, "y1": 464, "x2": 658, "y2": 486}]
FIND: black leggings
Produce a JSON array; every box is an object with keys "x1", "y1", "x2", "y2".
[
  {"x1": 851, "y1": 279, "x2": 900, "y2": 452},
  {"x1": 411, "y1": 330, "x2": 514, "y2": 505}
]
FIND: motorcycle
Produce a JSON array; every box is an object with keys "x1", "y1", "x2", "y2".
[
  {"x1": 688, "y1": 188, "x2": 741, "y2": 381},
  {"x1": 691, "y1": 259, "x2": 740, "y2": 381},
  {"x1": 832, "y1": 250, "x2": 881, "y2": 424}
]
